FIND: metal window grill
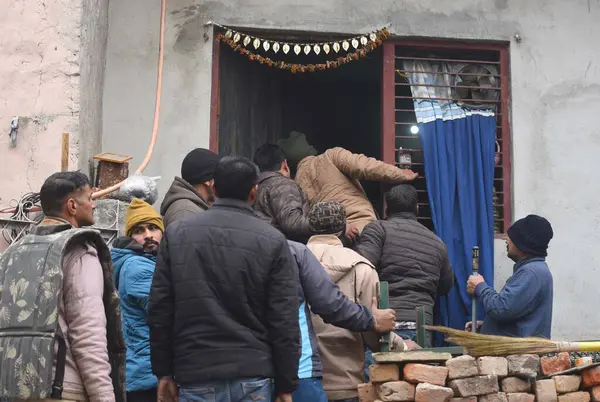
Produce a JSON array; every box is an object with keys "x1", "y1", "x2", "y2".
[{"x1": 382, "y1": 42, "x2": 511, "y2": 235}]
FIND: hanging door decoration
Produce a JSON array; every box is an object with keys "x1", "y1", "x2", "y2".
[{"x1": 214, "y1": 25, "x2": 390, "y2": 73}]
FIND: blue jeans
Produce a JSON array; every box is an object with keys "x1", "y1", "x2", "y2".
[
  {"x1": 292, "y1": 378, "x2": 327, "y2": 402},
  {"x1": 179, "y1": 377, "x2": 273, "y2": 402}
]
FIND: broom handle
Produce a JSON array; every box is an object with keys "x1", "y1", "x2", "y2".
[
  {"x1": 558, "y1": 341, "x2": 600, "y2": 353},
  {"x1": 472, "y1": 247, "x2": 480, "y2": 333}
]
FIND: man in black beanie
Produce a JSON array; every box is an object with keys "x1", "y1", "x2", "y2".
[
  {"x1": 160, "y1": 148, "x2": 220, "y2": 227},
  {"x1": 466, "y1": 214, "x2": 554, "y2": 338}
]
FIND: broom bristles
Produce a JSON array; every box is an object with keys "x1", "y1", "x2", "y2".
[{"x1": 426, "y1": 325, "x2": 563, "y2": 356}]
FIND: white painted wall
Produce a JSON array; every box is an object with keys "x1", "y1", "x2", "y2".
[{"x1": 109, "y1": 0, "x2": 600, "y2": 338}]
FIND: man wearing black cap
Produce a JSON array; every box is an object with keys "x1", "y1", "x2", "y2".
[
  {"x1": 466, "y1": 214, "x2": 554, "y2": 338},
  {"x1": 160, "y1": 148, "x2": 220, "y2": 227}
]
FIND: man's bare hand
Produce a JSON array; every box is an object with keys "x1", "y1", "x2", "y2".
[
  {"x1": 466, "y1": 274, "x2": 485, "y2": 295},
  {"x1": 275, "y1": 393, "x2": 293, "y2": 402},
  {"x1": 372, "y1": 297, "x2": 396, "y2": 333},
  {"x1": 401, "y1": 170, "x2": 419, "y2": 181},
  {"x1": 345, "y1": 224, "x2": 359, "y2": 241},
  {"x1": 158, "y1": 378, "x2": 178, "y2": 402},
  {"x1": 465, "y1": 320, "x2": 484, "y2": 332}
]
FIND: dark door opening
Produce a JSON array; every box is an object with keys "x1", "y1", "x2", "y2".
[{"x1": 216, "y1": 38, "x2": 384, "y2": 211}]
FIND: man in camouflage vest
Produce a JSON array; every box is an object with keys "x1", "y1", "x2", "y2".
[{"x1": 0, "y1": 171, "x2": 125, "y2": 402}]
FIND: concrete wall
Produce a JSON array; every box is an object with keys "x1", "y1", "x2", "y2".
[
  {"x1": 103, "y1": 0, "x2": 600, "y2": 339},
  {"x1": 0, "y1": 0, "x2": 82, "y2": 207}
]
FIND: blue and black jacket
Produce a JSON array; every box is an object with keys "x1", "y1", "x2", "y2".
[{"x1": 287, "y1": 241, "x2": 374, "y2": 379}]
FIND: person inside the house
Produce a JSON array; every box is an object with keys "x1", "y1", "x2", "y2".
[
  {"x1": 306, "y1": 201, "x2": 418, "y2": 402},
  {"x1": 466, "y1": 214, "x2": 554, "y2": 338},
  {"x1": 277, "y1": 131, "x2": 419, "y2": 235},
  {"x1": 286, "y1": 236, "x2": 399, "y2": 402},
  {"x1": 149, "y1": 156, "x2": 300, "y2": 402},
  {"x1": 253, "y1": 143, "x2": 313, "y2": 243},
  {"x1": 111, "y1": 198, "x2": 165, "y2": 402},
  {"x1": 356, "y1": 184, "x2": 454, "y2": 347},
  {"x1": 0, "y1": 171, "x2": 124, "y2": 402},
  {"x1": 160, "y1": 147, "x2": 220, "y2": 227}
]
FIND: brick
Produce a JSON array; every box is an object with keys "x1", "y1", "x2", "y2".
[
  {"x1": 369, "y1": 364, "x2": 400, "y2": 383},
  {"x1": 378, "y1": 381, "x2": 415, "y2": 402},
  {"x1": 451, "y1": 398, "x2": 478, "y2": 402},
  {"x1": 507, "y1": 355, "x2": 540, "y2": 378},
  {"x1": 506, "y1": 394, "x2": 535, "y2": 402},
  {"x1": 554, "y1": 375, "x2": 583, "y2": 394},
  {"x1": 501, "y1": 377, "x2": 532, "y2": 393},
  {"x1": 583, "y1": 366, "x2": 600, "y2": 388},
  {"x1": 591, "y1": 385, "x2": 600, "y2": 401},
  {"x1": 478, "y1": 357, "x2": 509, "y2": 377},
  {"x1": 557, "y1": 392, "x2": 591, "y2": 402},
  {"x1": 479, "y1": 393, "x2": 508, "y2": 402},
  {"x1": 536, "y1": 379, "x2": 558, "y2": 402},
  {"x1": 542, "y1": 353, "x2": 573, "y2": 376},
  {"x1": 415, "y1": 382, "x2": 454, "y2": 402},
  {"x1": 403, "y1": 363, "x2": 449, "y2": 386},
  {"x1": 449, "y1": 375, "x2": 500, "y2": 397},
  {"x1": 447, "y1": 355, "x2": 479, "y2": 380},
  {"x1": 358, "y1": 383, "x2": 377, "y2": 402}
]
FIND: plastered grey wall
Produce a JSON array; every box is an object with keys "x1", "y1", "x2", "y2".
[{"x1": 103, "y1": 0, "x2": 600, "y2": 339}]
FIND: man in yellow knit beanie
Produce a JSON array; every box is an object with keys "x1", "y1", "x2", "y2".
[{"x1": 111, "y1": 198, "x2": 165, "y2": 402}]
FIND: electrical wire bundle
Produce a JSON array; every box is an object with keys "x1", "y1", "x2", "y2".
[{"x1": 0, "y1": 192, "x2": 43, "y2": 245}]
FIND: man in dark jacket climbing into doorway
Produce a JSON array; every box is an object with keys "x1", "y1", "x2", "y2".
[
  {"x1": 466, "y1": 214, "x2": 554, "y2": 338},
  {"x1": 253, "y1": 143, "x2": 313, "y2": 243},
  {"x1": 356, "y1": 184, "x2": 454, "y2": 346},
  {"x1": 149, "y1": 156, "x2": 300, "y2": 402},
  {"x1": 160, "y1": 148, "x2": 220, "y2": 227}
]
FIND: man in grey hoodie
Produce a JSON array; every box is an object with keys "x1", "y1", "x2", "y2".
[{"x1": 160, "y1": 148, "x2": 220, "y2": 227}]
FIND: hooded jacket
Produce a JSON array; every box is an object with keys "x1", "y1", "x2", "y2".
[
  {"x1": 111, "y1": 238, "x2": 157, "y2": 393},
  {"x1": 286, "y1": 241, "x2": 374, "y2": 382},
  {"x1": 254, "y1": 171, "x2": 312, "y2": 242},
  {"x1": 306, "y1": 235, "x2": 384, "y2": 401},
  {"x1": 160, "y1": 177, "x2": 210, "y2": 228},
  {"x1": 295, "y1": 148, "x2": 414, "y2": 233}
]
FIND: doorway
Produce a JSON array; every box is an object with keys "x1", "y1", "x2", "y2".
[{"x1": 212, "y1": 32, "x2": 385, "y2": 210}]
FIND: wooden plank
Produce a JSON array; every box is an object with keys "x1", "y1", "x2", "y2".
[
  {"x1": 93, "y1": 152, "x2": 133, "y2": 163},
  {"x1": 61, "y1": 132, "x2": 69, "y2": 172},
  {"x1": 373, "y1": 350, "x2": 453, "y2": 363}
]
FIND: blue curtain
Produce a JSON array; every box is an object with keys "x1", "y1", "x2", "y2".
[{"x1": 418, "y1": 115, "x2": 496, "y2": 345}]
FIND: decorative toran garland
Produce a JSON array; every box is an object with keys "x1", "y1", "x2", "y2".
[{"x1": 216, "y1": 28, "x2": 390, "y2": 73}]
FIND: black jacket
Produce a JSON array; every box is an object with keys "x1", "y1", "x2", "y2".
[
  {"x1": 254, "y1": 171, "x2": 312, "y2": 242},
  {"x1": 355, "y1": 212, "x2": 454, "y2": 323},
  {"x1": 148, "y1": 199, "x2": 300, "y2": 393}
]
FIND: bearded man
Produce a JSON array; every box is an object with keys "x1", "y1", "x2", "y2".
[{"x1": 111, "y1": 198, "x2": 165, "y2": 402}]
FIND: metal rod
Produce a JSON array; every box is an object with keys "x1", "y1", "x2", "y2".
[
  {"x1": 395, "y1": 56, "x2": 500, "y2": 65},
  {"x1": 395, "y1": 82, "x2": 501, "y2": 90},
  {"x1": 395, "y1": 95, "x2": 501, "y2": 103},
  {"x1": 377, "y1": 282, "x2": 391, "y2": 352},
  {"x1": 396, "y1": 69, "x2": 501, "y2": 78},
  {"x1": 472, "y1": 246, "x2": 480, "y2": 333}
]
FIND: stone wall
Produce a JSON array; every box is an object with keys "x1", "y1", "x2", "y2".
[{"x1": 361, "y1": 351, "x2": 600, "y2": 401}]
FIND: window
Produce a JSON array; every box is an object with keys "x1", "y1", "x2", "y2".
[{"x1": 382, "y1": 41, "x2": 511, "y2": 235}]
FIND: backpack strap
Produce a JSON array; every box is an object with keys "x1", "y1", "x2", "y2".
[{"x1": 51, "y1": 329, "x2": 67, "y2": 399}]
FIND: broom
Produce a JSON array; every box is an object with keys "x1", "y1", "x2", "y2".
[{"x1": 426, "y1": 326, "x2": 600, "y2": 357}]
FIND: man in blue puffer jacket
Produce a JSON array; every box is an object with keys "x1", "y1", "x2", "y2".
[{"x1": 111, "y1": 199, "x2": 165, "y2": 402}]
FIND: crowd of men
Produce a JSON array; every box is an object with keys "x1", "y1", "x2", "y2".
[{"x1": 0, "y1": 132, "x2": 554, "y2": 402}]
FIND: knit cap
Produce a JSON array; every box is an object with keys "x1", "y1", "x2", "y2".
[
  {"x1": 507, "y1": 214, "x2": 553, "y2": 257},
  {"x1": 125, "y1": 198, "x2": 165, "y2": 237},
  {"x1": 181, "y1": 148, "x2": 220, "y2": 185},
  {"x1": 277, "y1": 132, "x2": 318, "y2": 170},
  {"x1": 308, "y1": 202, "x2": 347, "y2": 235}
]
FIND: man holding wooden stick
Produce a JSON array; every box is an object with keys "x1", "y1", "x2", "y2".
[{"x1": 466, "y1": 215, "x2": 554, "y2": 338}]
